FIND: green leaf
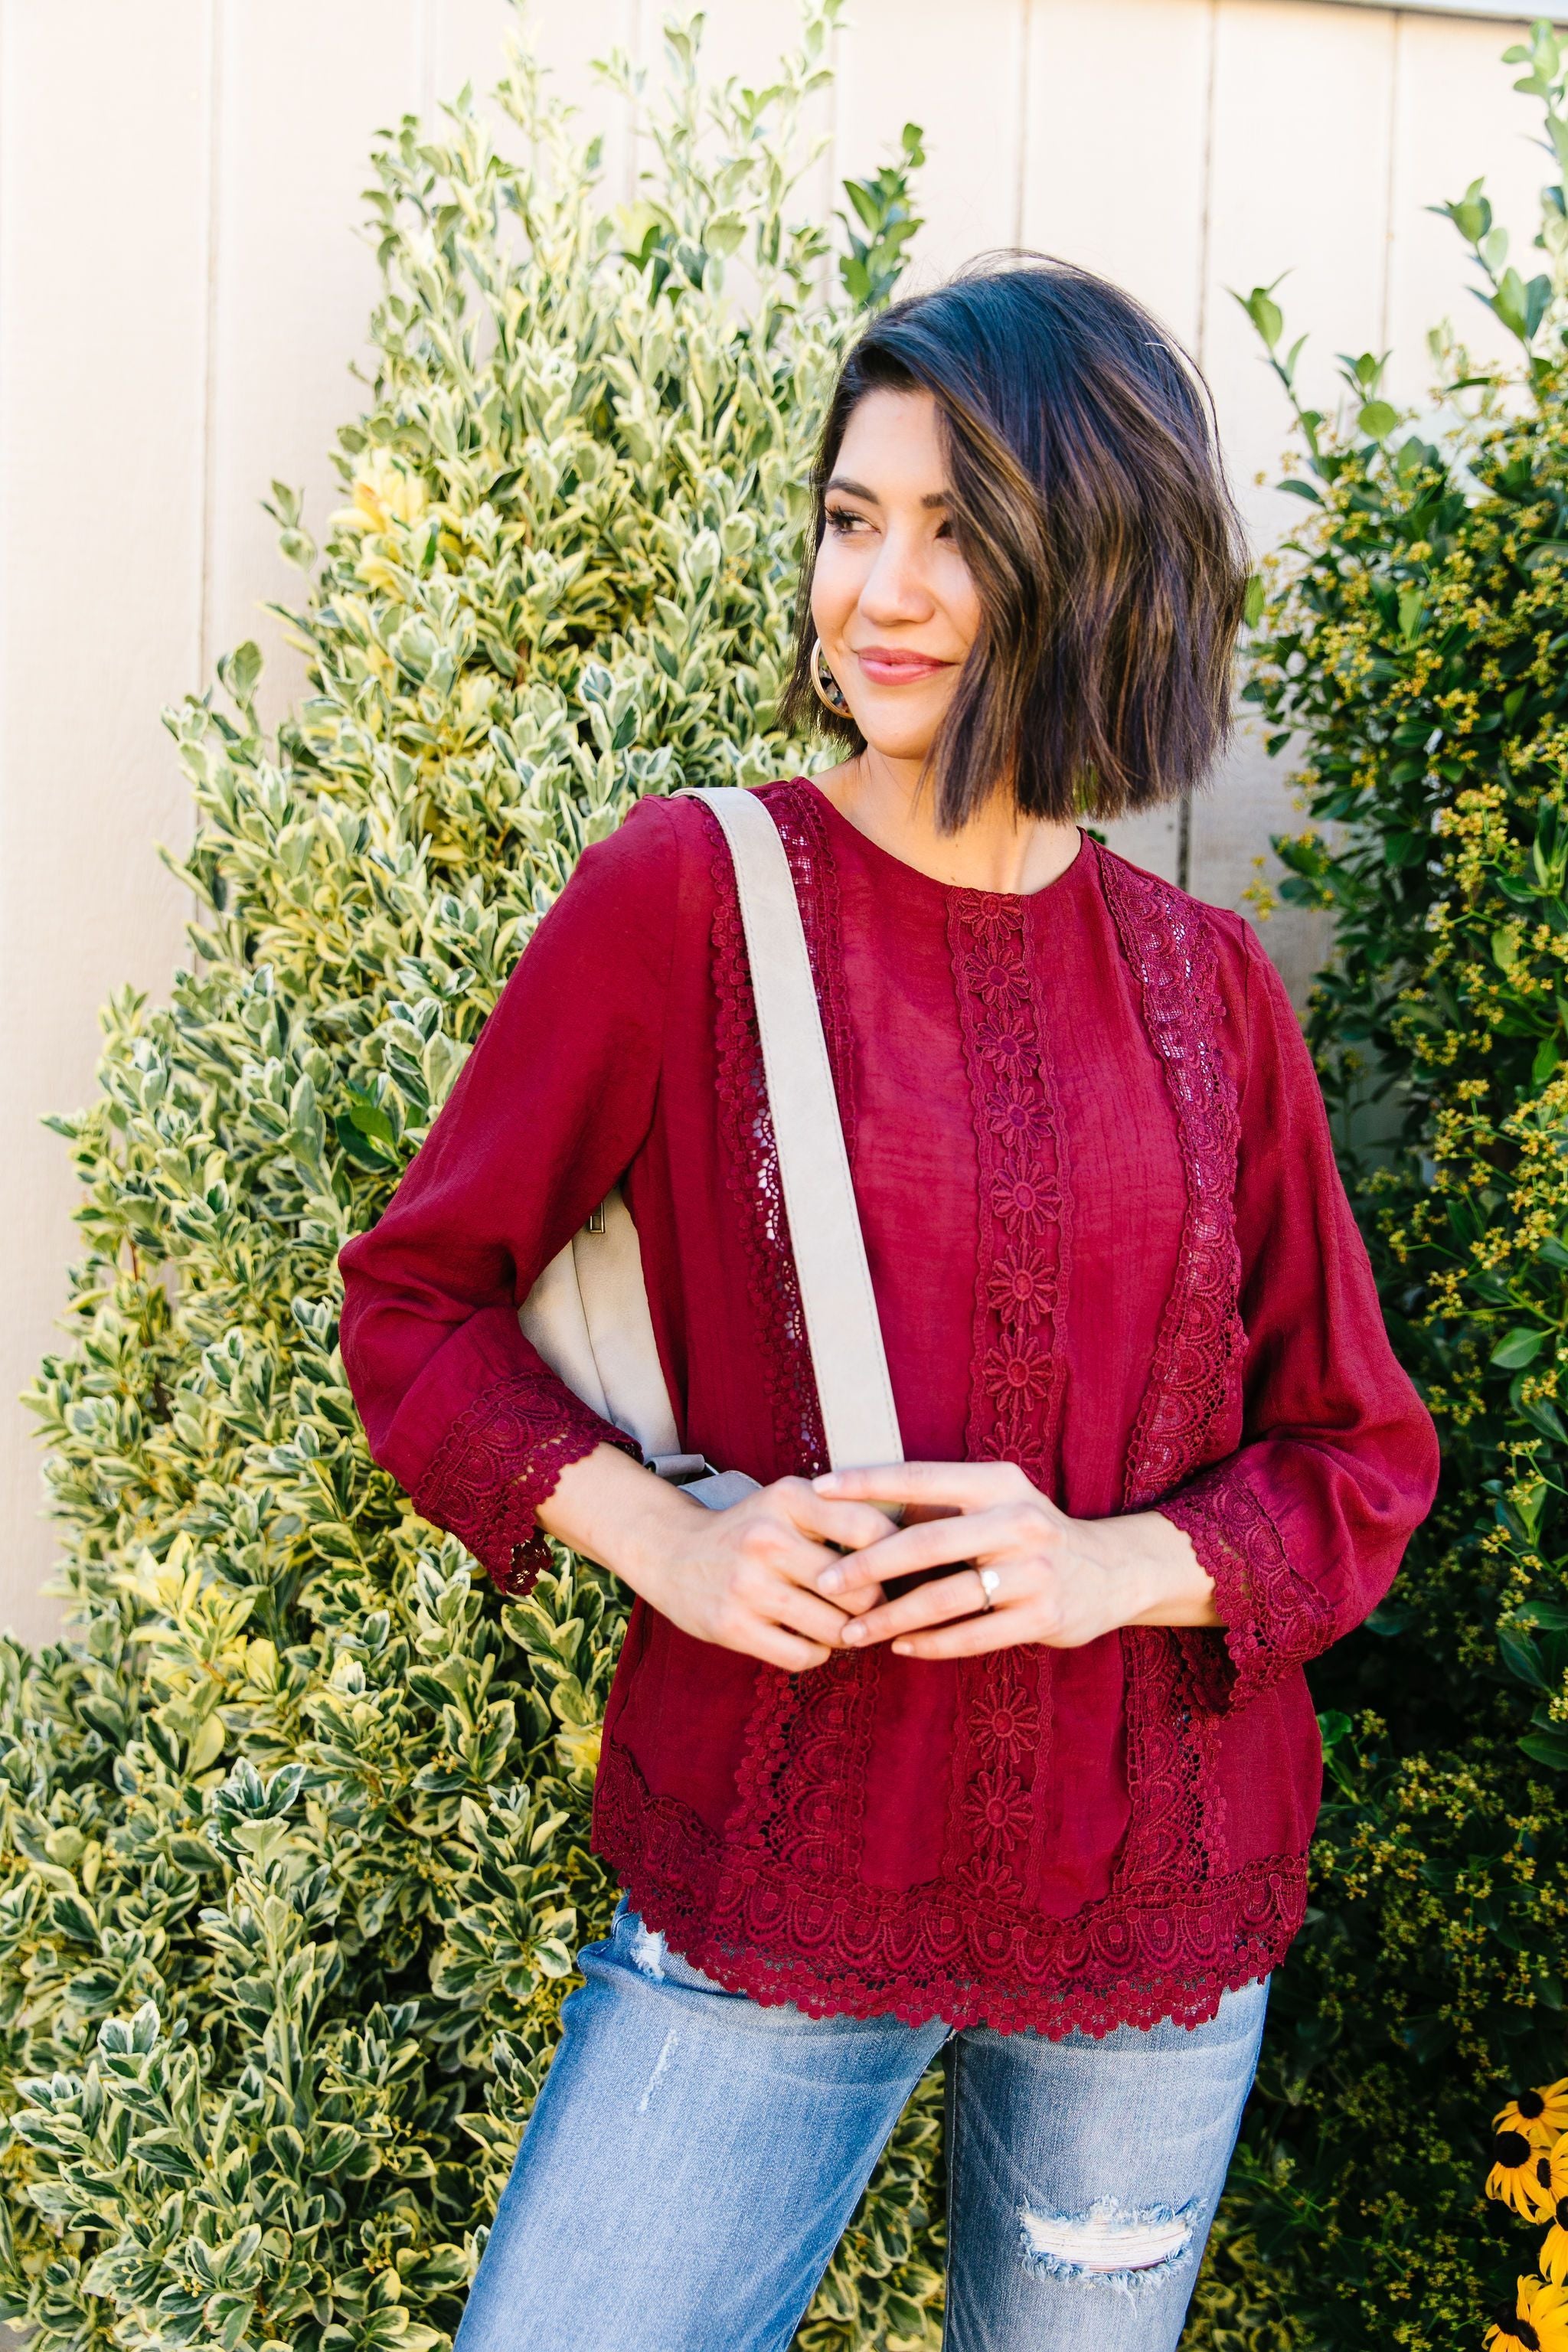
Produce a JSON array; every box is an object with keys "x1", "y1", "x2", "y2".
[
  {"x1": 1500, "y1": 1625, "x2": 1551, "y2": 1689},
  {"x1": 1359, "y1": 399, "x2": 1400, "y2": 441},
  {"x1": 1491, "y1": 1327, "x2": 1547, "y2": 1367},
  {"x1": 1514, "y1": 1599, "x2": 1568, "y2": 1632},
  {"x1": 1519, "y1": 1393, "x2": 1568, "y2": 1445},
  {"x1": 1364, "y1": 1599, "x2": 1413, "y2": 1638},
  {"x1": 334, "y1": 1110, "x2": 397, "y2": 1170},
  {"x1": 1521, "y1": 1726, "x2": 1568, "y2": 1771},
  {"x1": 1238, "y1": 283, "x2": 1285, "y2": 350}
]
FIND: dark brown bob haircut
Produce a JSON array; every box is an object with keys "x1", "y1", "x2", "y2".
[{"x1": 779, "y1": 253, "x2": 1249, "y2": 831}]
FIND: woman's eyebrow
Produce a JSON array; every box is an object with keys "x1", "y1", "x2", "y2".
[{"x1": 824, "y1": 475, "x2": 951, "y2": 508}]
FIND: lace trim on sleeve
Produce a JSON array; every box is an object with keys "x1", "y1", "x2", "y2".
[
  {"x1": 1159, "y1": 1459, "x2": 1338, "y2": 1713},
  {"x1": 411, "y1": 1371, "x2": 639, "y2": 1596}
]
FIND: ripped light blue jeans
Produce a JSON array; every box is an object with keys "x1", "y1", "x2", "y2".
[{"x1": 454, "y1": 1900, "x2": 1269, "y2": 2352}]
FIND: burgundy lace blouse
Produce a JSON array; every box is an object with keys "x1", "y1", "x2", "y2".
[{"x1": 338, "y1": 779, "x2": 1438, "y2": 2037}]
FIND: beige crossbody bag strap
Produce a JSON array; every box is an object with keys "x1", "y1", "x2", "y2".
[
  {"x1": 518, "y1": 786, "x2": 903, "y2": 1504},
  {"x1": 689, "y1": 787, "x2": 903, "y2": 1472}
]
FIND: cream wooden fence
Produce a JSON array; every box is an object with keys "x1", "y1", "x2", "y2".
[{"x1": 0, "y1": 0, "x2": 1553, "y2": 1637}]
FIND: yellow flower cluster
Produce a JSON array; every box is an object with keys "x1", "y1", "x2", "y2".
[{"x1": 1487, "y1": 2081, "x2": 1568, "y2": 2348}]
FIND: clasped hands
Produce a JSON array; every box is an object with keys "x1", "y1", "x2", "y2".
[{"x1": 636, "y1": 1459, "x2": 1217, "y2": 1674}]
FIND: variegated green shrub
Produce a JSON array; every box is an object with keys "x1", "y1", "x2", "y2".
[{"x1": 0, "y1": 13, "x2": 945, "y2": 2347}]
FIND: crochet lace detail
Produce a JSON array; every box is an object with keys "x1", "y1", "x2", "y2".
[
  {"x1": 1160, "y1": 1457, "x2": 1338, "y2": 1712},
  {"x1": 949, "y1": 889, "x2": 1072, "y2": 1488},
  {"x1": 412, "y1": 1371, "x2": 636, "y2": 1596},
  {"x1": 594, "y1": 1733, "x2": 1301, "y2": 2037},
  {"x1": 1096, "y1": 844, "x2": 1245, "y2": 1511},
  {"x1": 939, "y1": 888, "x2": 1072, "y2": 1900},
  {"x1": 1094, "y1": 843, "x2": 1246, "y2": 1886}
]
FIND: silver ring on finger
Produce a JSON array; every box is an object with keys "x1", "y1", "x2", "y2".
[{"x1": 974, "y1": 1566, "x2": 1001, "y2": 1613}]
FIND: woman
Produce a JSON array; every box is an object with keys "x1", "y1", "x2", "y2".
[{"x1": 338, "y1": 256, "x2": 1439, "y2": 2351}]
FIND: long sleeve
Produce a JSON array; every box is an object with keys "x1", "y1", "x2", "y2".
[
  {"x1": 338, "y1": 796, "x2": 680, "y2": 1590},
  {"x1": 1157, "y1": 922, "x2": 1439, "y2": 1712}
]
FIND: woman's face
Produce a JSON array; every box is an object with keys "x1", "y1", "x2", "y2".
[{"x1": 810, "y1": 387, "x2": 981, "y2": 765}]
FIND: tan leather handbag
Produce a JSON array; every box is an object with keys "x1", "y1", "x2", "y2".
[{"x1": 518, "y1": 787, "x2": 903, "y2": 1510}]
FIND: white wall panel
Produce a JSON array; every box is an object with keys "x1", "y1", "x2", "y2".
[
  {"x1": 204, "y1": 1, "x2": 425, "y2": 735},
  {"x1": 1189, "y1": 0, "x2": 1399, "y2": 985},
  {"x1": 835, "y1": 0, "x2": 1027, "y2": 280},
  {"x1": 1022, "y1": 0, "x2": 1216, "y2": 346},
  {"x1": 1022, "y1": 0, "x2": 1218, "y2": 886},
  {"x1": 0, "y1": 0, "x2": 211, "y2": 1644},
  {"x1": 1384, "y1": 9, "x2": 1552, "y2": 404},
  {"x1": 1202, "y1": 0, "x2": 1399, "y2": 548}
]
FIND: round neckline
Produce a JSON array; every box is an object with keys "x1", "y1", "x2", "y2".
[{"x1": 795, "y1": 776, "x2": 1093, "y2": 906}]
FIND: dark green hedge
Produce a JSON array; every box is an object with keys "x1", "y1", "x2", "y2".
[{"x1": 1206, "y1": 27, "x2": 1568, "y2": 2343}]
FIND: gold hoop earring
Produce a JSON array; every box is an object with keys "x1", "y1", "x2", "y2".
[{"x1": 810, "y1": 636, "x2": 852, "y2": 719}]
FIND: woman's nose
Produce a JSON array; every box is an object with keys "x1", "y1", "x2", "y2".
[{"x1": 857, "y1": 531, "x2": 935, "y2": 624}]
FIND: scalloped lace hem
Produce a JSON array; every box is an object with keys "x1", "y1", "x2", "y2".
[{"x1": 593, "y1": 1736, "x2": 1304, "y2": 2037}]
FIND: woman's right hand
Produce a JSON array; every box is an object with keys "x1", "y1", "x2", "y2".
[{"x1": 538, "y1": 1446, "x2": 897, "y2": 1671}]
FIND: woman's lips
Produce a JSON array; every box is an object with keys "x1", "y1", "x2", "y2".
[{"x1": 854, "y1": 647, "x2": 952, "y2": 686}]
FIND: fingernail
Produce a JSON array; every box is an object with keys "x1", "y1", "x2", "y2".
[
  {"x1": 891, "y1": 1640, "x2": 911, "y2": 1656},
  {"x1": 817, "y1": 1566, "x2": 844, "y2": 1594},
  {"x1": 814, "y1": 1472, "x2": 844, "y2": 1491},
  {"x1": 841, "y1": 1621, "x2": 867, "y2": 1644}
]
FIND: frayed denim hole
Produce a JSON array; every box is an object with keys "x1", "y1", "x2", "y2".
[
  {"x1": 628, "y1": 1919, "x2": 666, "y2": 1980},
  {"x1": 1018, "y1": 2197, "x2": 1195, "y2": 2294}
]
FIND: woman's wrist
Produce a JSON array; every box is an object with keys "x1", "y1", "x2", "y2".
[
  {"x1": 1096, "y1": 1508, "x2": 1218, "y2": 1629},
  {"x1": 534, "y1": 1441, "x2": 701, "y2": 1606}
]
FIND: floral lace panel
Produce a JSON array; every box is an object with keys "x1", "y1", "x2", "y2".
[
  {"x1": 1094, "y1": 846, "x2": 1246, "y2": 1895},
  {"x1": 594, "y1": 1731, "x2": 1300, "y2": 2037},
  {"x1": 942, "y1": 888, "x2": 1072, "y2": 1900},
  {"x1": 412, "y1": 1370, "x2": 636, "y2": 1596},
  {"x1": 948, "y1": 890, "x2": 1073, "y2": 1488},
  {"x1": 1160, "y1": 1457, "x2": 1338, "y2": 1713}
]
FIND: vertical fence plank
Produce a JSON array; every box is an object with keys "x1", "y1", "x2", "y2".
[
  {"x1": 834, "y1": 0, "x2": 1027, "y2": 281},
  {"x1": 0, "y1": 0, "x2": 211, "y2": 1642},
  {"x1": 1194, "y1": 0, "x2": 1399, "y2": 996},
  {"x1": 1022, "y1": 0, "x2": 1217, "y2": 884},
  {"x1": 1384, "y1": 9, "x2": 1551, "y2": 403},
  {"x1": 1200, "y1": 2, "x2": 1400, "y2": 544},
  {"x1": 1022, "y1": 0, "x2": 1215, "y2": 345},
  {"x1": 202, "y1": 0, "x2": 426, "y2": 735}
]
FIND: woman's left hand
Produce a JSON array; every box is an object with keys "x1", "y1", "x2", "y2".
[{"x1": 810, "y1": 1461, "x2": 1218, "y2": 1658}]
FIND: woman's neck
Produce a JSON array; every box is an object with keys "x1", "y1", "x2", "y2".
[{"x1": 808, "y1": 750, "x2": 1081, "y2": 896}]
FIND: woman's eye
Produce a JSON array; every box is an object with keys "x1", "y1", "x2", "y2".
[{"x1": 825, "y1": 506, "x2": 865, "y2": 535}]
